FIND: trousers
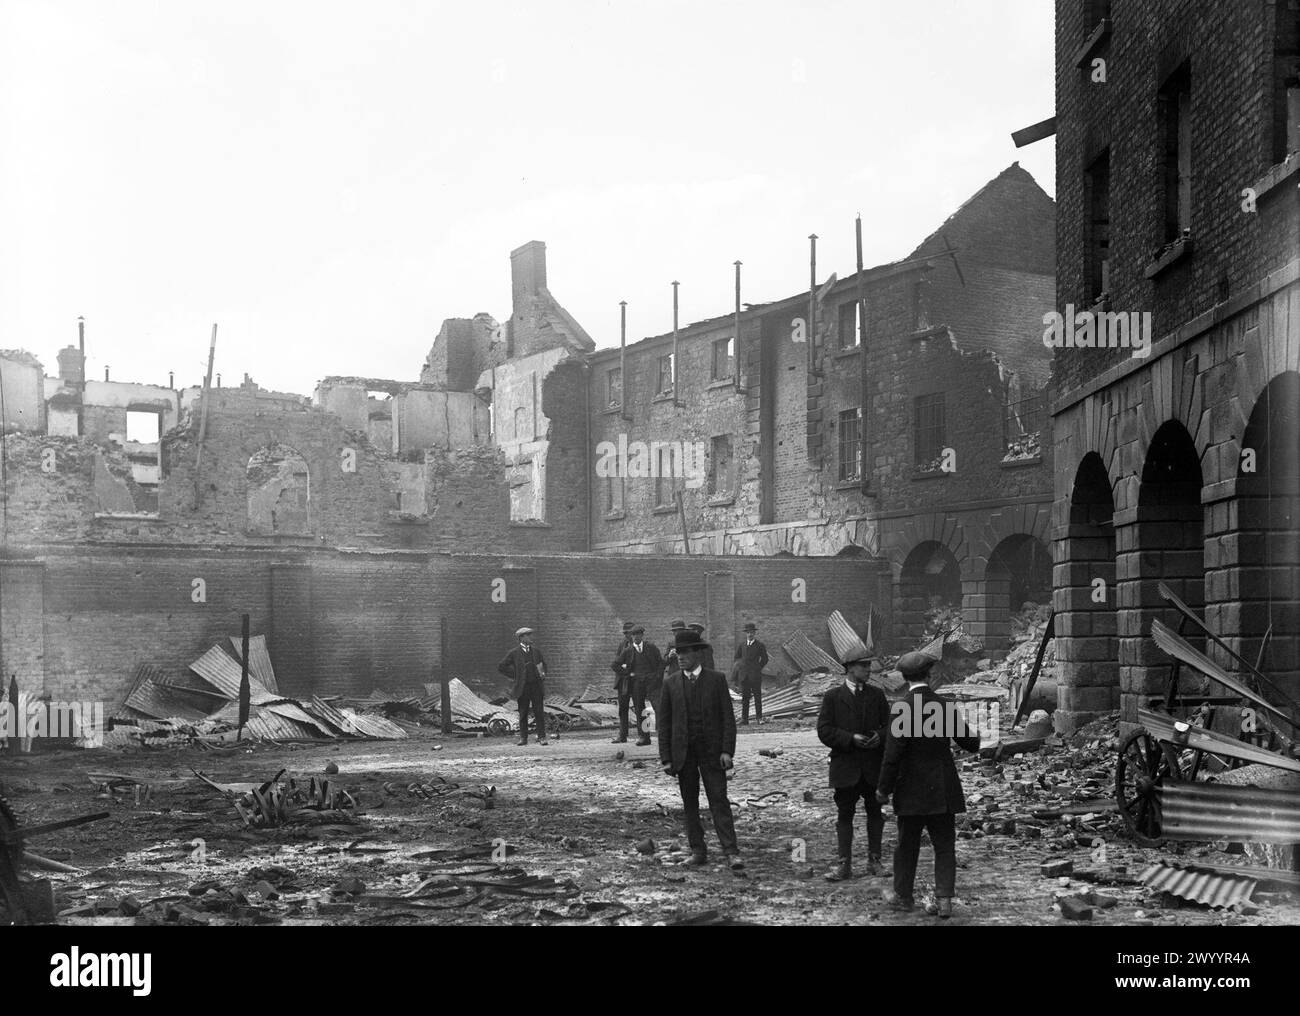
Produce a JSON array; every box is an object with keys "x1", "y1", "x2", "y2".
[
  {"x1": 677, "y1": 747, "x2": 738, "y2": 856},
  {"x1": 833, "y1": 776, "x2": 884, "y2": 858},
  {"x1": 517, "y1": 681, "x2": 546, "y2": 742},
  {"x1": 740, "y1": 681, "x2": 762, "y2": 722},
  {"x1": 893, "y1": 813, "x2": 957, "y2": 899}
]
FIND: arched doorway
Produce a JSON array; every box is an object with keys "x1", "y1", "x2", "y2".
[
  {"x1": 1237, "y1": 371, "x2": 1300, "y2": 694},
  {"x1": 1053, "y1": 452, "x2": 1119, "y2": 731},
  {"x1": 1121, "y1": 421, "x2": 1205, "y2": 717},
  {"x1": 897, "y1": 541, "x2": 961, "y2": 643},
  {"x1": 984, "y1": 533, "x2": 1053, "y2": 649}
]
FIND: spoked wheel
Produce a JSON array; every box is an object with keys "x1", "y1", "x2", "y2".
[{"x1": 1115, "y1": 729, "x2": 1178, "y2": 846}]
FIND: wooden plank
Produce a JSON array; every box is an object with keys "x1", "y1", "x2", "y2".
[
  {"x1": 1011, "y1": 116, "x2": 1056, "y2": 148},
  {"x1": 1138, "y1": 708, "x2": 1300, "y2": 774}
]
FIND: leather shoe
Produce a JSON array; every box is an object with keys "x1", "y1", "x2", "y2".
[
  {"x1": 635, "y1": 737, "x2": 651, "y2": 746},
  {"x1": 866, "y1": 854, "x2": 882, "y2": 877},
  {"x1": 538, "y1": 738, "x2": 549, "y2": 745},
  {"x1": 611, "y1": 736, "x2": 627, "y2": 743},
  {"x1": 726, "y1": 855, "x2": 745, "y2": 870},
  {"x1": 937, "y1": 897, "x2": 953, "y2": 919},
  {"x1": 884, "y1": 890, "x2": 914, "y2": 912},
  {"x1": 824, "y1": 858, "x2": 852, "y2": 882},
  {"x1": 684, "y1": 853, "x2": 708, "y2": 867},
  {"x1": 515, "y1": 739, "x2": 527, "y2": 746}
]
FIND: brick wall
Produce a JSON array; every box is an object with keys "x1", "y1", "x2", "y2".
[{"x1": 5, "y1": 545, "x2": 892, "y2": 708}]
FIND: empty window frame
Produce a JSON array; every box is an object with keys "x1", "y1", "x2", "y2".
[{"x1": 914, "y1": 393, "x2": 946, "y2": 465}]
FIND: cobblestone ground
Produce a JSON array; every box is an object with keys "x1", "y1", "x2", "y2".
[{"x1": 4, "y1": 720, "x2": 1298, "y2": 926}]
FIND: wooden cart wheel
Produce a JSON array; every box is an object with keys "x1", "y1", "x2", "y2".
[{"x1": 1114, "y1": 729, "x2": 1179, "y2": 846}]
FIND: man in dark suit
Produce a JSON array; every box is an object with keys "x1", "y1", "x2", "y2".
[
  {"x1": 876, "y1": 651, "x2": 980, "y2": 918},
  {"x1": 497, "y1": 626, "x2": 548, "y2": 747},
  {"x1": 658, "y1": 628, "x2": 743, "y2": 870},
  {"x1": 686, "y1": 623, "x2": 716, "y2": 672},
  {"x1": 817, "y1": 650, "x2": 889, "y2": 881},
  {"x1": 734, "y1": 622, "x2": 769, "y2": 725},
  {"x1": 612, "y1": 625, "x2": 664, "y2": 746}
]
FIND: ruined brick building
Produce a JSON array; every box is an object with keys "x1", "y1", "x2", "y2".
[
  {"x1": 0, "y1": 165, "x2": 1055, "y2": 710},
  {"x1": 1048, "y1": 0, "x2": 1300, "y2": 732}
]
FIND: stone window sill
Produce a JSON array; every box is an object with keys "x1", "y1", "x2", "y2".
[
  {"x1": 911, "y1": 324, "x2": 950, "y2": 341},
  {"x1": 601, "y1": 405, "x2": 626, "y2": 416},
  {"x1": 93, "y1": 512, "x2": 161, "y2": 521},
  {"x1": 603, "y1": 511, "x2": 626, "y2": 521},
  {"x1": 832, "y1": 346, "x2": 861, "y2": 359},
  {"x1": 911, "y1": 468, "x2": 952, "y2": 481},
  {"x1": 1087, "y1": 294, "x2": 1109, "y2": 315},
  {"x1": 705, "y1": 496, "x2": 735, "y2": 507},
  {"x1": 652, "y1": 392, "x2": 676, "y2": 405},
  {"x1": 1144, "y1": 235, "x2": 1193, "y2": 279},
  {"x1": 386, "y1": 513, "x2": 430, "y2": 525},
  {"x1": 652, "y1": 504, "x2": 678, "y2": 515},
  {"x1": 1072, "y1": 18, "x2": 1110, "y2": 68},
  {"x1": 1249, "y1": 153, "x2": 1300, "y2": 202},
  {"x1": 509, "y1": 520, "x2": 552, "y2": 528},
  {"x1": 707, "y1": 378, "x2": 735, "y2": 390},
  {"x1": 835, "y1": 479, "x2": 863, "y2": 490},
  {"x1": 1000, "y1": 456, "x2": 1043, "y2": 469}
]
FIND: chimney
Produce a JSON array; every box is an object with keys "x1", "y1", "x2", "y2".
[
  {"x1": 510, "y1": 240, "x2": 547, "y2": 319},
  {"x1": 57, "y1": 346, "x2": 85, "y2": 386}
]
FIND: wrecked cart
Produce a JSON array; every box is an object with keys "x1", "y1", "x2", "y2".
[{"x1": 1114, "y1": 582, "x2": 1300, "y2": 847}]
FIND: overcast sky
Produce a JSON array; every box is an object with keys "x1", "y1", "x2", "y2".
[{"x1": 1, "y1": 0, "x2": 1056, "y2": 396}]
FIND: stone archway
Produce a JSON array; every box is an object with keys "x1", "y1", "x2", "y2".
[
  {"x1": 1053, "y1": 452, "x2": 1119, "y2": 732},
  {"x1": 1118, "y1": 421, "x2": 1205, "y2": 719},
  {"x1": 897, "y1": 540, "x2": 962, "y2": 644},
  {"x1": 983, "y1": 533, "x2": 1052, "y2": 651},
  {"x1": 1235, "y1": 371, "x2": 1300, "y2": 695}
]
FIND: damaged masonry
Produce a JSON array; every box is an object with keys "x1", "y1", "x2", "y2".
[{"x1": 1, "y1": 0, "x2": 1299, "y2": 939}]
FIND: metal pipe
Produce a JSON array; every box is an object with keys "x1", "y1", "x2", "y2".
[
  {"x1": 733, "y1": 261, "x2": 742, "y2": 391},
  {"x1": 808, "y1": 234, "x2": 818, "y2": 375},
  {"x1": 856, "y1": 215, "x2": 871, "y2": 492},
  {"x1": 671, "y1": 281, "x2": 680, "y2": 407},
  {"x1": 619, "y1": 300, "x2": 629, "y2": 421}
]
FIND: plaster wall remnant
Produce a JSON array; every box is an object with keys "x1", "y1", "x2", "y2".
[
  {"x1": 0, "y1": 350, "x2": 47, "y2": 432},
  {"x1": 247, "y1": 444, "x2": 311, "y2": 536}
]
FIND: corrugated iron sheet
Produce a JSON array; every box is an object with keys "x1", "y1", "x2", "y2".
[
  {"x1": 189, "y1": 645, "x2": 273, "y2": 701},
  {"x1": 574, "y1": 684, "x2": 616, "y2": 703},
  {"x1": 782, "y1": 632, "x2": 844, "y2": 675},
  {"x1": 227, "y1": 634, "x2": 280, "y2": 694},
  {"x1": 304, "y1": 696, "x2": 358, "y2": 736},
  {"x1": 337, "y1": 708, "x2": 407, "y2": 740},
  {"x1": 1138, "y1": 708, "x2": 1300, "y2": 774},
  {"x1": 1160, "y1": 782, "x2": 1300, "y2": 844},
  {"x1": 1140, "y1": 861, "x2": 1258, "y2": 909},
  {"x1": 827, "y1": 611, "x2": 871, "y2": 663},
  {"x1": 210, "y1": 701, "x2": 323, "y2": 741},
  {"x1": 122, "y1": 664, "x2": 211, "y2": 722}
]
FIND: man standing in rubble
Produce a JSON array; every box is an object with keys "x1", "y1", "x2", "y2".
[
  {"x1": 817, "y1": 649, "x2": 889, "y2": 881},
  {"x1": 498, "y1": 627, "x2": 548, "y2": 747},
  {"x1": 658, "y1": 627, "x2": 743, "y2": 870},
  {"x1": 734, "y1": 622, "x2": 769, "y2": 725},
  {"x1": 876, "y1": 652, "x2": 980, "y2": 918},
  {"x1": 612, "y1": 625, "x2": 664, "y2": 746},
  {"x1": 663, "y1": 619, "x2": 687, "y2": 679}
]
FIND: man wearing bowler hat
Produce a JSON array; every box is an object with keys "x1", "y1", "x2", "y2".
[
  {"x1": 686, "y1": 622, "x2": 716, "y2": 672},
  {"x1": 817, "y1": 648, "x2": 889, "y2": 881},
  {"x1": 658, "y1": 627, "x2": 743, "y2": 869},
  {"x1": 876, "y1": 651, "x2": 980, "y2": 918},
  {"x1": 734, "y1": 622, "x2": 769, "y2": 725},
  {"x1": 612, "y1": 624, "x2": 664, "y2": 746},
  {"x1": 497, "y1": 627, "x2": 548, "y2": 747}
]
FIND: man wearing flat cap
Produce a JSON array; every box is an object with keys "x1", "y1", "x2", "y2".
[
  {"x1": 817, "y1": 649, "x2": 889, "y2": 881},
  {"x1": 734, "y1": 622, "x2": 769, "y2": 725},
  {"x1": 875, "y1": 651, "x2": 980, "y2": 918},
  {"x1": 612, "y1": 624, "x2": 664, "y2": 746},
  {"x1": 498, "y1": 627, "x2": 549, "y2": 747},
  {"x1": 658, "y1": 627, "x2": 743, "y2": 869}
]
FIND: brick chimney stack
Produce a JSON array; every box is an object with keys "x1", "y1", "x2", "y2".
[
  {"x1": 57, "y1": 346, "x2": 85, "y2": 386},
  {"x1": 510, "y1": 240, "x2": 547, "y2": 319}
]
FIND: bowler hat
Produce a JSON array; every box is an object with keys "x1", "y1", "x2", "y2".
[
  {"x1": 670, "y1": 619, "x2": 686, "y2": 630},
  {"x1": 631, "y1": 625, "x2": 646, "y2": 636},
  {"x1": 687, "y1": 622, "x2": 705, "y2": 633},
  {"x1": 896, "y1": 651, "x2": 935, "y2": 678},
  {"x1": 743, "y1": 622, "x2": 757, "y2": 632},
  {"x1": 673, "y1": 629, "x2": 711, "y2": 653},
  {"x1": 621, "y1": 621, "x2": 635, "y2": 633}
]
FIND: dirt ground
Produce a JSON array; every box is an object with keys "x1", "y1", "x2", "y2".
[{"x1": 3, "y1": 720, "x2": 1299, "y2": 927}]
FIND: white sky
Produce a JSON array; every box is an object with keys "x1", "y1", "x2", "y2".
[{"x1": 1, "y1": 0, "x2": 1056, "y2": 396}]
